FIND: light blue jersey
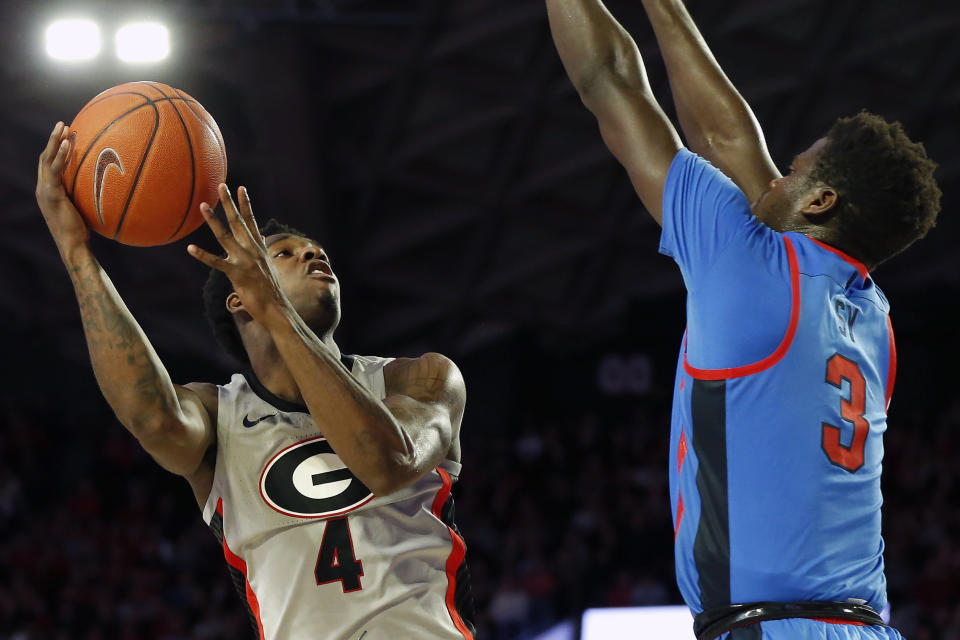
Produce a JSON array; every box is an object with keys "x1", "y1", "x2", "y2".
[{"x1": 660, "y1": 150, "x2": 898, "y2": 637}]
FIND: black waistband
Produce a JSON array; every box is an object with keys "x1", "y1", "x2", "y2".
[{"x1": 694, "y1": 601, "x2": 885, "y2": 640}]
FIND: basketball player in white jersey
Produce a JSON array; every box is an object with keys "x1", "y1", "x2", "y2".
[{"x1": 35, "y1": 122, "x2": 476, "y2": 640}]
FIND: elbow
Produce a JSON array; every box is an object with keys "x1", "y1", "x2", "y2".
[
  {"x1": 365, "y1": 452, "x2": 422, "y2": 497},
  {"x1": 574, "y1": 48, "x2": 650, "y2": 109},
  {"x1": 129, "y1": 416, "x2": 201, "y2": 475},
  {"x1": 572, "y1": 51, "x2": 622, "y2": 95},
  {"x1": 124, "y1": 412, "x2": 174, "y2": 442},
  {"x1": 117, "y1": 397, "x2": 182, "y2": 440}
]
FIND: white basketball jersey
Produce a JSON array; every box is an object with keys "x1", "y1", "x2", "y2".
[{"x1": 201, "y1": 355, "x2": 475, "y2": 640}]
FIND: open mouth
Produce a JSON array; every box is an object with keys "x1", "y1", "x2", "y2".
[{"x1": 306, "y1": 260, "x2": 335, "y2": 280}]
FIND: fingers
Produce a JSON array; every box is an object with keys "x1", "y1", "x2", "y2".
[
  {"x1": 40, "y1": 122, "x2": 65, "y2": 162},
  {"x1": 38, "y1": 122, "x2": 67, "y2": 185},
  {"x1": 37, "y1": 124, "x2": 72, "y2": 199},
  {"x1": 199, "y1": 184, "x2": 266, "y2": 260},
  {"x1": 237, "y1": 186, "x2": 263, "y2": 245},
  {"x1": 199, "y1": 201, "x2": 241, "y2": 253},
  {"x1": 217, "y1": 183, "x2": 254, "y2": 244},
  {"x1": 49, "y1": 133, "x2": 72, "y2": 178},
  {"x1": 186, "y1": 243, "x2": 229, "y2": 271}
]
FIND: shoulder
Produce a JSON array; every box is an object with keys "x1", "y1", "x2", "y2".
[
  {"x1": 660, "y1": 149, "x2": 757, "y2": 262},
  {"x1": 384, "y1": 353, "x2": 466, "y2": 403},
  {"x1": 666, "y1": 149, "x2": 751, "y2": 212}
]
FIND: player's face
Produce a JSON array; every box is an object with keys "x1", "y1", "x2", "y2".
[
  {"x1": 751, "y1": 137, "x2": 829, "y2": 230},
  {"x1": 264, "y1": 233, "x2": 341, "y2": 331}
]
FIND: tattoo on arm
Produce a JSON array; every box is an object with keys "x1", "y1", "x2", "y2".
[{"x1": 68, "y1": 259, "x2": 176, "y2": 425}]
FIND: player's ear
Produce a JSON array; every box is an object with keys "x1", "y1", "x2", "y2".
[
  {"x1": 226, "y1": 292, "x2": 255, "y2": 324},
  {"x1": 226, "y1": 292, "x2": 244, "y2": 315},
  {"x1": 801, "y1": 185, "x2": 838, "y2": 218}
]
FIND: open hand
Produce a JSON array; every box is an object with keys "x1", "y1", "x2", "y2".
[
  {"x1": 36, "y1": 122, "x2": 90, "y2": 253},
  {"x1": 187, "y1": 184, "x2": 290, "y2": 325}
]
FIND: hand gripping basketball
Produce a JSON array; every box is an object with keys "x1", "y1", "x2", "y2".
[
  {"x1": 36, "y1": 122, "x2": 91, "y2": 254},
  {"x1": 187, "y1": 184, "x2": 290, "y2": 326}
]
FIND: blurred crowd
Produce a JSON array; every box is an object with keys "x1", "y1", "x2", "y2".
[{"x1": 0, "y1": 379, "x2": 957, "y2": 639}]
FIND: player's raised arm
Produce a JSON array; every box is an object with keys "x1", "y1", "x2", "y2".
[
  {"x1": 545, "y1": 0, "x2": 682, "y2": 224},
  {"x1": 640, "y1": 0, "x2": 780, "y2": 203},
  {"x1": 35, "y1": 122, "x2": 215, "y2": 479}
]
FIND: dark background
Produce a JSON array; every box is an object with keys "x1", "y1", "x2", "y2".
[{"x1": 0, "y1": 1, "x2": 957, "y2": 638}]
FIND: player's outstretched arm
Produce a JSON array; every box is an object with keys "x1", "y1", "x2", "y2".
[
  {"x1": 35, "y1": 122, "x2": 215, "y2": 478},
  {"x1": 188, "y1": 185, "x2": 462, "y2": 497},
  {"x1": 640, "y1": 0, "x2": 780, "y2": 202},
  {"x1": 546, "y1": 0, "x2": 682, "y2": 224}
]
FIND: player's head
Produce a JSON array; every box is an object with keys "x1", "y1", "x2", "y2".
[
  {"x1": 202, "y1": 219, "x2": 341, "y2": 365},
  {"x1": 752, "y1": 111, "x2": 941, "y2": 269}
]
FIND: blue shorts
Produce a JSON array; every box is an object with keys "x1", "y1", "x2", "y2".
[{"x1": 718, "y1": 619, "x2": 905, "y2": 640}]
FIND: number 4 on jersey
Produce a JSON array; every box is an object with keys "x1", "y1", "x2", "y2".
[
  {"x1": 315, "y1": 517, "x2": 364, "y2": 593},
  {"x1": 822, "y1": 353, "x2": 869, "y2": 473}
]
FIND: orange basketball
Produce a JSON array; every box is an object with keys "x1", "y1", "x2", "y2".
[{"x1": 64, "y1": 81, "x2": 227, "y2": 246}]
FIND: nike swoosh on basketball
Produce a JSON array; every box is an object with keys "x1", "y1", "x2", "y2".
[
  {"x1": 243, "y1": 413, "x2": 277, "y2": 428},
  {"x1": 94, "y1": 147, "x2": 124, "y2": 224}
]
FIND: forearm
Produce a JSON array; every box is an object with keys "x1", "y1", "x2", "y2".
[
  {"x1": 64, "y1": 246, "x2": 185, "y2": 436},
  {"x1": 266, "y1": 309, "x2": 414, "y2": 494},
  {"x1": 641, "y1": 0, "x2": 763, "y2": 151}
]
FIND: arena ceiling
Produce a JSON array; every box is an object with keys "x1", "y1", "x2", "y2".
[{"x1": 1, "y1": 0, "x2": 957, "y2": 391}]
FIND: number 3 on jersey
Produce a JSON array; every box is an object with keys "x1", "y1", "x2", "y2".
[
  {"x1": 822, "y1": 353, "x2": 868, "y2": 473},
  {"x1": 315, "y1": 517, "x2": 364, "y2": 593}
]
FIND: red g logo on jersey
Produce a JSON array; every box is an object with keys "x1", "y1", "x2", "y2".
[{"x1": 259, "y1": 436, "x2": 374, "y2": 518}]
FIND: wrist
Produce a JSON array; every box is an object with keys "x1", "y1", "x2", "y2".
[{"x1": 268, "y1": 306, "x2": 333, "y2": 356}]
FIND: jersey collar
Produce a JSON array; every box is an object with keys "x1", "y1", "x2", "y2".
[
  {"x1": 808, "y1": 238, "x2": 870, "y2": 284},
  {"x1": 242, "y1": 354, "x2": 356, "y2": 414}
]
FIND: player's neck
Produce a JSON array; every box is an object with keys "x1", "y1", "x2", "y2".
[{"x1": 245, "y1": 331, "x2": 341, "y2": 406}]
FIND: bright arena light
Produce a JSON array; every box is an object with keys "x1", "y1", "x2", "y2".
[
  {"x1": 45, "y1": 19, "x2": 101, "y2": 61},
  {"x1": 115, "y1": 22, "x2": 170, "y2": 62}
]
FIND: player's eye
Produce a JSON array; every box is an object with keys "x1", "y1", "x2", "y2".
[{"x1": 273, "y1": 249, "x2": 291, "y2": 258}]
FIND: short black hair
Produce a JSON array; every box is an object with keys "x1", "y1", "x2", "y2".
[
  {"x1": 812, "y1": 111, "x2": 941, "y2": 267},
  {"x1": 201, "y1": 218, "x2": 308, "y2": 365}
]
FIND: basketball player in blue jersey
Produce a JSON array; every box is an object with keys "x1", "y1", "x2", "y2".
[
  {"x1": 35, "y1": 122, "x2": 476, "y2": 640},
  {"x1": 546, "y1": 1, "x2": 940, "y2": 639}
]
